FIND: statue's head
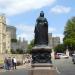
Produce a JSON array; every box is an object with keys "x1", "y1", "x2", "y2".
[{"x1": 40, "y1": 11, "x2": 44, "y2": 17}]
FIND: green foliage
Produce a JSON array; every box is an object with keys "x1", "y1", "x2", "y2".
[
  {"x1": 54, "y1": 44, "x2": 66, "y2": 53},
  {"x1": 11, "y1": 39, "x2": 17, "y2": 42},
  {"x1": 64, "y1": 38, "x2": 75, "y2": 46},
  {"x1": 16, "y1": 49, "x2": 24, "y2": 54},
  {"x1": 27, "y1": 39, "x2": 34, "y2": 53},
  {"x1": 11, "y1": 49, "x2": 24, "y2": 54},
  {"x1": 64, "y1": 17, "x2": 75, "y2": 50},
  {"x1": 11, "y1": 49, "x2": 16, "y2": 54}
]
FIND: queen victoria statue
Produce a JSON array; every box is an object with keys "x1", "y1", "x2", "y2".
[
  {"x1": 34, "y1": 11, "x2": 48, "y2": 45},
  {"x1": 32, "y1": 11, "x2": 51, "y2": 63}
]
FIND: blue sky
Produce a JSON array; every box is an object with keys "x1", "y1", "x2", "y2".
[{"x1": 0, "y1": 0, "x2": 75, "y2": 43}]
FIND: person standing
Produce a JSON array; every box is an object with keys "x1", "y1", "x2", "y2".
[
  {"x1": 7, "y1": 57, "x2": 12, "y2": 70},
  {"x1": 12, "y1": 57, "x2": 17, "y2": 69},
  {"x1": 11, "y1": 58, "x2": 14, "y2": 69},
  {"x1": 4, "y1": 57, "x2": 8, "y2": 70}
]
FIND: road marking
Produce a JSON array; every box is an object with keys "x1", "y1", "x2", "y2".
[{"x1": 56, "y1": 67, "x2": 61, "y2": 74}]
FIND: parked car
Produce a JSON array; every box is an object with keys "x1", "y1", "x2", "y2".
[
  {"x1": 55, "y1": 53, "x2": 69, "y2": 59},
  {"x1": 57, "y1": 53, "x2": 63, "y2": 56},
  {"x1": 54, "y1": 53, "x2": 60, "y2": 59},
  {"x1": 72, "y1": 54, "x2": 75, "y2": 64},
  {"x1": 59, "y1": 53, "x2": 69, "y2": 59}
]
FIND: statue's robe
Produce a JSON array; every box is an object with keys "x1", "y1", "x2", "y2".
[{"x1": 34, "y1": 17, "x2": 48, "y2": 45}]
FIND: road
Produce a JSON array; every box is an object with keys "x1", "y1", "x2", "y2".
[
  {"x1": 0, "y1": 57, "x2": 75, "y2": 75},
  {"x1": 53, "y1": 57, "x2": 75, "y2": 75},
  {"x1": 0, "y1": 69, "x2": 29, "y2": 75}
]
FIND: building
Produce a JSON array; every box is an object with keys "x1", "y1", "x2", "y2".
[
  {"x1": 11, "y1": 37, "x2": 28, "y2": 52},
  {"x1": 6, "y1": 31, "x2": 11, "y2": 53},
  {"x1": 48, "y1": 33, "x2": 60, "y2": 49},
  {"x1": 0, "y1": 14, "x2": 28, "y2": 54},
  {"x1": 6, "y1": 25, "x2": 16, "y2": 53},
  {"x1": 0, "y1": 14, "x2": 6, "y2": 53},
  {"x1": 52, "y1": 37, "x2": 60, "y2": 48},
  {"x1": 6, "y1": 25, "x2": 16, "y2": 39},
  {"x1": 48, "y1": 33, "x2": 53, "y2": 48}
]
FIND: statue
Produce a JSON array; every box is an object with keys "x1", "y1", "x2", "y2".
[
  {"x1": 34, "y1": 11, "x2": 48, "y2": 45},
  {"x1": 32, "y1": 11, "x2": 52, "y2": 63}
]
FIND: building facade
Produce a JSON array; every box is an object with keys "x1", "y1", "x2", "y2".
[
  {"x1": 48, "y1": 33, "x2": 53, "y2": 48},
  {"x1": 6, "y1": 25, "x2": 16, "y2": 39},
  {"x1": 0, "y1": 14, "x2": 28, "y2": 54},
  {"x1": 52, "y1": 37, "x2": 60, "y2": 48},
  {"x1": 48, "y1": 33, "x2": 60, "y2": 49},
  {"x1": 0, "y1": 15, "x2": 6, "y2": 53},
  {"x1": 6, "y1": 31, "x2": 11, "y2": 53},
  {"x1": 11, "y1": 37, "x2": 28, "y2": 53}
]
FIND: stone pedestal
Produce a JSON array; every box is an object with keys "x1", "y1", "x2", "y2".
[
  {"x1": 28, "y1": 63, "x2": 58, "y2": 75},
  {"x1": 30, "y1": 45, "x2": 58, "y2": 75},
  {"x1": 32, "y1": 45, "x2": 52, "y2": 63}
]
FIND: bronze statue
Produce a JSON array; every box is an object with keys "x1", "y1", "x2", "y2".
[
  {"x1": 34, "y1": 11, "x2": 48, "y2": 45},
  {"x1": 32, "y1": 11, "x2": 52, "y2": 63}
]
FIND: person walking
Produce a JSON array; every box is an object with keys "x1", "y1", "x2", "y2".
[
  {"x1": 12, "y1": 57, "x2": 17, "y2": 69},
  {"x1": 11, "y1": 58, "x2": 14, "y2": 69},
  {"x1": 7, "y1": 57, "x2": 12, "y2": 70},
  {"x1": 4, "y1": 57, "x2": 8, "y2": 70}
]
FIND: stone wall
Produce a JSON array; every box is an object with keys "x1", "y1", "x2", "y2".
[{"x1": 0, "y1": 54, "x2": 30, "y2": 63}]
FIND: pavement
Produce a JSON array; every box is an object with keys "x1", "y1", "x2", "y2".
[
  {"x1": 52, "y1": 57, "x2": 75, "y2": 75},
  {"x1": 0, "y1": 63, "x2": 31, "y2": 73},
  {"x1": 0, "y1": 57, "x2": 75, "y2": 75}
]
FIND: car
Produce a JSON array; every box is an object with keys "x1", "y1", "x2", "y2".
[
  {"x1": 55, "y1": 53, "x2": 69, "y2": 59},
  {"x1": 57, "y1": 53, "x2": 63, "y2": 56},
  {"x1": 59, "y1": 53, "x2": 69, "y2": 59},
  {"x1": 72, "y1": 54, "x2": 75, "y2": 64},
  {"x1": 54, "y1": 53, "x2": 60, "y2": 59}
]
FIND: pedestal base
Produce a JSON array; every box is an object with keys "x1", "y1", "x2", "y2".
[
  {"x1": 32, "y1": 45, "x2": 52, "y2": 63},
  {"x1": 28, "y1": 63, "x2": 58, "y2": 75}
]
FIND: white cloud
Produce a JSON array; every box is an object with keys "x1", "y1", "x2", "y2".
[
  {"x1": 15, "y1": 24, "x2": 34, "y2": 43},
  {"x1": 49, "y1": 26, "x2": 56, "y2": 32},
  {"x1": 0, "y1": 0, "x2": 55, "y2": 16},
  {"x1": 51, "y1": 5, "x2": 71, "y2": 14},
  {"x1": 15, "y1": 24, "x2": 55, "y2": 43},
  {"x1": 17, "y1": 33, "x2": 34, "y2": 44},
  {"x1": 53, "y1": 34, "x2": 64, "y2": 43},
  {"x1": 6, "y1": 18, "x2": 11, "y2": 25}
]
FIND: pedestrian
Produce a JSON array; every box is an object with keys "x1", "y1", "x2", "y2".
[
  {"x1": 11, "y1": 58, "x2": 14, "y2": 69},
  {"x1": 4, "y1": 57, "x2": 8, "y2": 70},
  {"x1": 12, "y1": 57, "x2": 17, "y2": 69},
  {"x1": 7, "y1": 57, "x2": 12, "y2": 70}
]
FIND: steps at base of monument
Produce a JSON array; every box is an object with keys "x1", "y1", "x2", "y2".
[{"x1": 28, "y1": 63, "x2": 58, "y2": 75}]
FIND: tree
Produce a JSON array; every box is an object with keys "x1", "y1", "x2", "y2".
[
  {"x1": 16, "y1": 49, "x2": 24, "y2": 54},
  {"x1": 11, "y1": 49, "x2": 16, "y2": 54},
  {"x1": 11, "y1": 39, "x2": 17, "y2": 42},
  {"x1": 63, "y1": 17, "x2": 75, "y2": 51},
  {"x1": 11, "y1": 49, "x2": 24, "y2": 54},
  {"x1": 54, "y1": 44, "x2": 66, "y2": 53},
  {"x1": 27, "y1": 39, "x2": 34, "y2": 53}
]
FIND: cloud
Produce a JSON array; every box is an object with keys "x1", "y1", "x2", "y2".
[
  {"x1": 17, "y1": 33, "x2": 34, "y2": 44},
  {"x1": 53, "y1": 34, "x2": 64, "y2": 43},
  {"x1": 0, "y1": 0, "x2": 55, "y2": 16},
  {"x1": 49, "y1": 26, "x2": 56, "y2": 32},
  {"x1": 6, "y1": 18, "x2": 11, "y2": 25},
  {"x1": 51, "y1": 5, "x2": 71, "y2": 14},
  {"x1": 15, "y1": 24, "x2": 55, "y2": 43},
  {"x1": 15, "y1": 24, "x2": 34, "y2": 43}
]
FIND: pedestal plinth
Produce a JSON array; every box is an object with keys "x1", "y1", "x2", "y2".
[
  {"x1": 28, "y1": 63, "x2": 58, "y2": 75},
  {"x1": 32, "y1": 45, "x2": 52, "y2": 63},
  {"x1": 30, "y1": 45, "x2": 58, "y2": 75}
]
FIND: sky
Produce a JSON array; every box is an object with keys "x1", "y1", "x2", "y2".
[{"x1": 0, "y1": 0, "x2": 75, "y2": 43}]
